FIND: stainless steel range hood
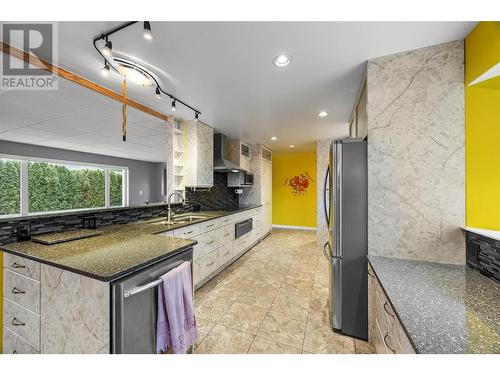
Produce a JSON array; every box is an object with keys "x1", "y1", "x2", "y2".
[{"x1": 213, "y1": 133, "x2": 244, "y2": 173}]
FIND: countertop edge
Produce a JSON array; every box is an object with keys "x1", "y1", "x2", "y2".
[
  {"x1": 367, "y1": 256, "x2": 420, "y2": 353},
  {"x1": 461, "y1": 226, "x2": 500, "y2": 242},
  {"x1": 1, "y1": 240, "x2": 198, "y2": 282}
]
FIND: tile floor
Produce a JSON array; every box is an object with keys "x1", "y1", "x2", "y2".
[{"x1": 194, "y1": 229, "x2": 375, "y2": 354}]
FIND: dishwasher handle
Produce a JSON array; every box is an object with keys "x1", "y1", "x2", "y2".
[{"x1": 123, "y1": 260, "x2": 190, "y2": 298}]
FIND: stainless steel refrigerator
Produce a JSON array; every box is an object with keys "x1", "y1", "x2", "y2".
[{"x1": 323, "y1": 138, "x2": 368, "y2": 340}]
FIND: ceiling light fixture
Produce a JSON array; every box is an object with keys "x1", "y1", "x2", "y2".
[
  {"x1": 143, "y1": 21, "x2": 153, "y2": 40},
  {"x1": 318, "y1": 111, "x2": 328, "y2": 117},
  {"x1": 92, "y1": 21, "x2": 201, "y2": 138},
  {"x1": 273, "y1": 54, "x2": 291, "y2": 67},
  {"x1": 101, "y1": 39, "x2": 113, "y2": 57},
  {"x1": 289, "y1": 144, "x2": 295, "y2": 148},
  {"x1": 115, "y1": 61, "x2": 153, "y2": 86},
  {"x1": 100, "y1": 62, "x2": 110, "y2": 77},
  {"x1": 271, "y1": 136, "x2": 277, "y2": 141}
]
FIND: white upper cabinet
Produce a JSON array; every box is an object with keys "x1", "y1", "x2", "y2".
[{"x1": 185, "y1": 121, "x2": 214, "y2": 188}]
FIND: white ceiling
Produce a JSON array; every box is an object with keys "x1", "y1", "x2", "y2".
[{"x1": 1, "y1": 21, "x2": 476, "y2": 159}]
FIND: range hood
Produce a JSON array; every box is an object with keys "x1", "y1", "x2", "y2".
[{"x1": 213, "y1": 133, "x2": 243, "y2": 173}]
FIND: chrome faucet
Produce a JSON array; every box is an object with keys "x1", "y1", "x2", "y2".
[{"x1": 167, "y1": 192, "x2": 185, "y2": 223}]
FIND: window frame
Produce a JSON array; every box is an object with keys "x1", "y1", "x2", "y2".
[{"x1": 0, "y1": 153, "x2": 129, "y2": 218}]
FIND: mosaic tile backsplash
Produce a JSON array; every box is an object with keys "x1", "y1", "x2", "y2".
[{"x1": 465, "y1": 232, "x2": 500, "y2": 283}]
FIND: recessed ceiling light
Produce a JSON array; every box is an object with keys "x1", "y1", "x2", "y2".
[
  {"x1": 289, "y1": 144, "x2": 295, "y2": 148},
  {"x1": 271, "y1": 136, "x2": 277, "y2": 141},
  {"x1": 318, "y1": 111, "x2": 328, "y2": 117},
  {"x1": 273, "y1": 54, "x2": 291, "y2": 67}
]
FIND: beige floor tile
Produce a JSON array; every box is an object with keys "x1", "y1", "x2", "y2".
[
  {"x1": 273, "y1": 287, "x2": 311, "y2": 309},
  {"x1": 195, "y1": 324, "x2": 255, "y2": 354},
  {"x1": 303, "y1": 315, "x2": 356, "y2": 354},
  {"x1": 195, "y1": 318, "x2": 216, "y2": 347},
  {"x1": 196, "y1": 293, "x2": 235, "y2": 322},
  {"x1": 248, "y1": 336, "x2": 302, "y2": 354},
  {"x1": 354, "y1": 339, "x2": 376, "y2": 354},
  {"x1": 256, "y1": 304, "x2": 308, "y2": 349},
  {"x1": 237, "y1": 280, "x2": 280, "y2": 308},
  {"x1": 218, "y1": 301, "x2": 268, "y2": 334}
]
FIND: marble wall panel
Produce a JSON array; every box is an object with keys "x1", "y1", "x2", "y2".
[{"x1": 367, "y1": 40, "x2": 465, "y2": 264}]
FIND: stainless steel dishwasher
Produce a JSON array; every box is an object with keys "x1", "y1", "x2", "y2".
[{"x1": 111, "y1": 248, "x2": 193, "y2": 354}]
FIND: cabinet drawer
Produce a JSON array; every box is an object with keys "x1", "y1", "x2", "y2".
[
  {"x1": 219, "y1": 215, "x2": 233, "y2": 227},
  {"x1": 192, "y1": 231, "x2": 218, "y2": 260},
  {"x1": 219, "y1": 224, "x2": 234, "y2": 246},
  {"x1": 200, "y1": 220, "x2": 219, "y2": 233},
  {"x1": 3, "y1": 253, "x2": 40, "y2": 281},
  {"x1": 199, "y1": 250, "x2": 219, "y2": 280},
  {"x1": 3, "y1": 298, "x2": 40, "y2": 350},
  {"x1": 3, "y1": 326, "x2": 39, "y2": 354},
  {"x1": 218, "y1": 242, "x2": 234, "y2": 266},
  {"x1": 3, "y1": 269, "x2": 40, "y2": 313},
  {"x1": 174, "y1": 224, "x2": 200, "y2": 238}
]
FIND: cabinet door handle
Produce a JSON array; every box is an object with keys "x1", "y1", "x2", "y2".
[
  {"x1": 12, "y1": 317, "x2": 26, "y2": 327},
  {"x1": 383, "y1": 334, "x2": 396, "y2": 354},
  {"x1": 225, "y1": 251, "x2": 230, "y2": 256},
  {"x1": 383, "y1": 302, "x2": 395, "y2": 320},
  {"x1": 206, "y1": 223, "x2": 214, "y2": 228},
  {"x1": 224, "y1": 233, "x2": 230, "y2": 237},
  {"x1": 206, "y1": 262, "x2": 214, "y2": 267},
  {"x1": 185, "y1": 230, "x2": 193, "y2": 235},
  {"x1": 12, "y1": 350, "x2": 17, "y2": 354},
  {"x1": 12, "y1": 287, "x2": 26, "y2": 295},
  {"x1": 206, "y1": 240, "x2": 215, "y2": 245},
  {"x1": 12, "y1": 262, "x2": 26, "y2": 269}
]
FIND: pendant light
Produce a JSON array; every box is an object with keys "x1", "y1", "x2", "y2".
[{"x1": 143, "y1": 21, "x2": 153, "y2": 40}]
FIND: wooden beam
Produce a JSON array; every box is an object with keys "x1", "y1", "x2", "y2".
[{"x1": 0, "y1": 41, "x2": 170, "y2": 122}]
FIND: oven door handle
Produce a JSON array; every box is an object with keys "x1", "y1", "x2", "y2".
[{"x1": 123, "y1": 260, "x2": 191, "y2": 298}]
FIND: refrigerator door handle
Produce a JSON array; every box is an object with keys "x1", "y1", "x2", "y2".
[
  {"x1": 322, "y1": 242, "x2": 332, "y2": 261},
  {"x1": 323, "y1": 165, "x2": 330, "y2": 225}
]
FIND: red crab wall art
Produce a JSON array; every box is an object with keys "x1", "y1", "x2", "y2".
[{"x1": 284, "y1": 172, "x2": 315, "y2": 196}]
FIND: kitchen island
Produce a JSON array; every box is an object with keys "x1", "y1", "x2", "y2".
[
  {"x1": 368, "y1": 256, "x2": 500, "y2": 354},
  {"x1": 1, "y1": 205, "x2": 266, "y2": 354}
]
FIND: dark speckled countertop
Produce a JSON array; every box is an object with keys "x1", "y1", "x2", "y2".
[
  {"x1": 1, "y1": 205, "x2": 260, "y2": 282},
  {"x1": 368, "y1": 255, "x2": 500, "y2": 354}
]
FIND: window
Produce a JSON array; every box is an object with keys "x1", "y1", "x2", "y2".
[
  {"x1": 0, "y1": 154, "x2": 128, "y2": 217},
  {"x1": 0, "y1": 158, "x2": 21, "y2": 216}
]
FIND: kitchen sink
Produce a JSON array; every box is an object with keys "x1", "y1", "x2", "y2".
[{"x1": 150, "y1": 213, "x2": 213, "y2": 226}]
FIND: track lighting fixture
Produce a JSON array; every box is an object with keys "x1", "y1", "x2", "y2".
[
  {"x1": 143, "y1": 21, "x2": 153, "y2": 40},
  {"x1": 100, "y1": 62, "x2": 110, "y2": 77},
  {"x1": 102, "y1": 39, "x2": 113, "y2": 57},
  {"x1": 92, "y1": 21, "x2": 201, "y2": 126}
]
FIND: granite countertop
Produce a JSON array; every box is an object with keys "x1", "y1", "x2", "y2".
[
  {"x1": 368, "y1": 255, "x2": 500, "y2": 354},
  {"x1": 1, "y1": 205, "x2": 261, "y2": 282}
]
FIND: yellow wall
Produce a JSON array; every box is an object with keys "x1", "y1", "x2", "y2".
[
  {"x1": 272, "y1": 152, "x2": 317, "y2": 228},
  {"x1": 466, "y1": 22, "x2": 500, "y2": 230}
]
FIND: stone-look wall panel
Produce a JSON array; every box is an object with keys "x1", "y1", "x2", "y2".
[
  {"x1": 40, "y1": 264, "x2": 109, "y2": 353},
  {"x1": 185, "y1": 121, "x2": 214, "y2": 187},
  {"x1": 367, "y1": 40, "x2": 465, "y2": 264},
  {"x1": 316, "y1": 139, "x2": 333, "y2": 248}
]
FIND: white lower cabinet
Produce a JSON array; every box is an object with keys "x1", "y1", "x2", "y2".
[
  {"x1": 3, "y1": 326, "x2": 38, "y2": 354},
  {"x1": 163, "y1": 208, "x2": 267, "y2": 288}
]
